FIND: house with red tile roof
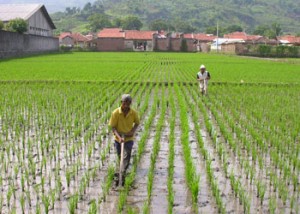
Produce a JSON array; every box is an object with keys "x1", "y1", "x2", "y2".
[
  {"x1": 97, "y1": 28, "x2": 125, "y2": 38},
  {"x1": 184, "y1": 33, "x2": 217, "y2": 52},
  {"x1": 184, "y1": 33, "x2": 216, "y2": 42},
  {"x1": 277, "y1": 35, "x2": 300, "y2": 46},
  {"x1": 93, "y1": 28, "x2": 125, "y2": 51},
  {"x1": 124, "y1": 30, "x2": 157, "y2": 51},
  {"x1": 59, "y1": 32, "x2": 91, "y2": 48},
  {"x1": 223, "y1": 31, "x2": 264, "y2": 43}
]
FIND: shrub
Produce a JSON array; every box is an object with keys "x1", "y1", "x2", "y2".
[
  {"x1": 0, "y1": 20, "x2": 3, "y2": 30},
  {"x1": 6, "y1": 18, "x2": 28, "y2": 33},
  {"x1": 257, "y1": 45, "x2": 272, "y2": 57},
  {"x1": 287, "y1": 46, "x2": 298, "y2": 57},
  {"x1": 275, "y1": 45, "x2": 286, "y2": 57},
  {"x1": 181, "y1": 39, "x2": 188, "y2": 52}
]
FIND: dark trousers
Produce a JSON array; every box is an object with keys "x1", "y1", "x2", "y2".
[{"x1": 114, "y1": 140, "x2": 134, "y2": 174}]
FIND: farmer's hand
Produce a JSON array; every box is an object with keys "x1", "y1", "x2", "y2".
[
  {"x1": 119, "y1": 137, "x2": 125, "y2": 143},
  {"x1": 125, "y1": 130, "x2": 134, "y2": 137}
]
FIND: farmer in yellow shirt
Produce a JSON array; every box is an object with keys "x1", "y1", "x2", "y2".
[{"x1": 109, "y1": 94, "x2": 140, "y2": 186}]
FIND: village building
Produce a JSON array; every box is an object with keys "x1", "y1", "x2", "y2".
[
  {"x1": 59, "y1": 32, "x2": 91, "y2": 48},
  {"x1": 124, "y1": 30, "x2": 157, "y2": 51},
  {"x1": 277, "y1": 35, "x2": 300, "y2": 46},
  {"x1": 93, "y1": 28, "x2": 125, "y2": 51},
  {"x1": 0, "y1": 4, "x2": 56, "y2": 36},
  {"x1": 184, "y1": 33, "x2": 216, "y2": 52}
]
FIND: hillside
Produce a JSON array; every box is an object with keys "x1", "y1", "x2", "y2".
[{"x1": 49, "y1": 0, "x2": 300, "y2": 35}]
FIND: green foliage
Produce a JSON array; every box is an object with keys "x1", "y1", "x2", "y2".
[
  {"x1": 206, "y1": 25, "x2": 243, "y2": 36},
  {"x1": 88, "y1": 13, "x2": 111, "y2": 32},
  {"x1": 257, "y1": 45, "x2": 272, "y2": 57},
  {"x1": 121, "y1": 16, "x2": 143, "y2": 30},
  {"x1": 243, "y1": 44, "x2": 300, "y2": 58},
  {"x1": 180, "y1": 39, "x2": 188, "y2": 52},
  {"x1": 0, "y1": 20, "x2": 3, "y2": 30},
  {"x1": 149, "y1": 19, "x2": 174, "y2": 31},
  {"x1": 5, "y1": 18, "x2": 27, "y2": 33},
  {"x1": 50, "y1": 0, "x2": 300, "y2": 34},
  {"x1": 175, "y1": 20, "x2": 196, "y2": 33}
]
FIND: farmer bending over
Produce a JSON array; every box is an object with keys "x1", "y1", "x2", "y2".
[
  {"x1": 109, "y1": 94, "x2": 140, "y2": 186},
  {"x1": 197, "y1": 64, "x2": 211, "y2": 95}
]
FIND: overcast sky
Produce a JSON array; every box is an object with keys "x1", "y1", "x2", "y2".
[{"x1": 0, "y1": 0, "x2": 92, "y2": 13}]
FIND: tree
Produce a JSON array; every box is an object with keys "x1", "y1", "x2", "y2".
[
  {"x1": 271, "y1": 22, "x2": 282, "y2": 37},
  {"x1": 6, "y1": 18, "x2": 27, "y2": 33},
  {"x1": 88, "y1": 14, "x2": 112, "y2": 32},
  {"x1": 65, "y1": 7, "x2": 79, "y2": 15},
  {"x1": 226, "y1": 25, "x2": 243, "y2": 33},
  {"x1": 149, "y1": 19, "x2": 174, "y2": 32},
  {"x1": 121, "y1": 16, "x2": 142, "y2": 30},
  {"x1": 253, "y1": 25, "x2": 269, "y2": 35},
  {"x1": 112, "y1": 18, "x2": 123, "y2": 28},
  {"x1": 205, "y1": 26, "x2": 226, "y2": 37},
  {"x1": 0, "y1": 20, "x2": 3, "y2": 30},
  {"x1": 175, "y1": 21, "x2": 196, "y2": 33}
]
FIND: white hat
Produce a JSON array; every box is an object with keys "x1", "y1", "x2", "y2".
[{"x1": 200, "y1": 64, "x2": 205, "y2": 69}]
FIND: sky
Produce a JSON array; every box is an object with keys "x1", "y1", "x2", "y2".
[{"x1": 0, "y1": 0, "x2": 91, "y2": 13}]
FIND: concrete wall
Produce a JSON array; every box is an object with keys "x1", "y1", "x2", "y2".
[
  {"x1": 170, "y1": 38, "x2": 181, "y2": 51},
  {"x1": 155, "y1": 38, "x2": 169, "y2": 51},
  {"x1": 187, "y1": 40, "x2": 196, "y2": 52},
  {"x1": 0, "y1": 30, "x2": 59, "y2": 59},
  {"x1": 95, "y1": 38, "x2": 124, "y2": 51}
]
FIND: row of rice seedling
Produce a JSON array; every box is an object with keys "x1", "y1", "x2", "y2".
[
  {"x1": 142, "y1": 86, "x2": 167, "y2": 213},
  {"x1": 183, "y1": 85, "x2": 235, "y2": 213},
  {"x1": 117, "y1": 85, "x2": 157, "y2": 213},
  {"x1": 167, "y1": 89, "x2": 176, "y2": 213},
  {"x1": 174, "y1": 84, "x2": 200, "y2": 210},
  {"x1": 0, "y1": 81, "x2": 145, "y2": 213},
  {"x1": 207, "y1": 84, "x2": 300, "y2": 213}
]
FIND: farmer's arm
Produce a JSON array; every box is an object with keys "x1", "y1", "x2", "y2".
[
  {"x1": 112, "y1": 127, "x2": 124, "y2": 142},
  {"x1": 126, "y1": 112, "x2": 140, "y2": 137},
  {"x1": 206, "y1": 72, "x2": 211, "y2": 80}
]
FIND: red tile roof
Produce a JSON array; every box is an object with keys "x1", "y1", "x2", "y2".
[
  {"x1": 277, "y1": 35, "x2": 300, "y2": 44},
  {"x1": 184, "y1": 33, "x2": 216, "y2": 41},
  {"x1": 97, "y1": 28, "x2": 125, "y2": 38},
  {"x1": 59, "y1": 32, "x2": 72, "y2": 40},
  {"x1": 59, "y1": 32, "x2": 91, "y2": 42},
  {"x1": 72, "y1": 33, "x2": 90, "y2": 42},
  {"x1": 125, "y1": 30, "x2": 157, "y2": 40},
  {"x1": 223, "y1": 31, "x2": 262, "y2": 41}
]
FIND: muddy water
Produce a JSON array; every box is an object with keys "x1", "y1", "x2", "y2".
[
  {"x1": 172, "y1": 118, "x2": 193, "y2": 213},
  {"x1": 125, "y1": 112, "x2": 160, "y2": 212},
  {"x1": 187, "y1": 115, "x2": 218, "y2": 213},
  {"x1": 193, "y1": 108, "x2": 244, "y2": 213},
  {"x1": 150, "y1": 120, "x2": 169, "y2": 213}
]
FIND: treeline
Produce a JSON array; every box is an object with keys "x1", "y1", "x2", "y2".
[
  {"x1": 50, "y1": 0, "x2": 300, "y2": 36},
  {"x1": 241, "y1": 45, "x2": 300, "y2": 58}
]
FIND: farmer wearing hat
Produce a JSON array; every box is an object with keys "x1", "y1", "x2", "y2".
[
  {"x1": 197, "y1": 64, "x2": 211, "y2": 95},
  {"x1": 109, "y1": 94, "x2": 140, "y2": 186}
]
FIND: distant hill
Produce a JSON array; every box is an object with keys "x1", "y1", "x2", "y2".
[{"x1": 5, "y1": 0, "x2": 299, "y2": 35}]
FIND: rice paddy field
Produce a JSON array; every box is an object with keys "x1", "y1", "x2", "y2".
[{"x1": 0, "y1": 52, "x2": 299, "y2": 213}]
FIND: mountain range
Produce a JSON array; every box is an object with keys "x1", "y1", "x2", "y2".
[{"x1": 1, "y1": 0, "x2": 300, "y2": 34}]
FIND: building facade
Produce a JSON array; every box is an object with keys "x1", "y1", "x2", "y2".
[{"x1": 0, "y1": 4, "x2": 56, "y2": 36}]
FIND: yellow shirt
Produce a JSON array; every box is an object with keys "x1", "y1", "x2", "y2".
[{"x1": 109, "y1": 107, "x2": 140, "y2": 142}]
